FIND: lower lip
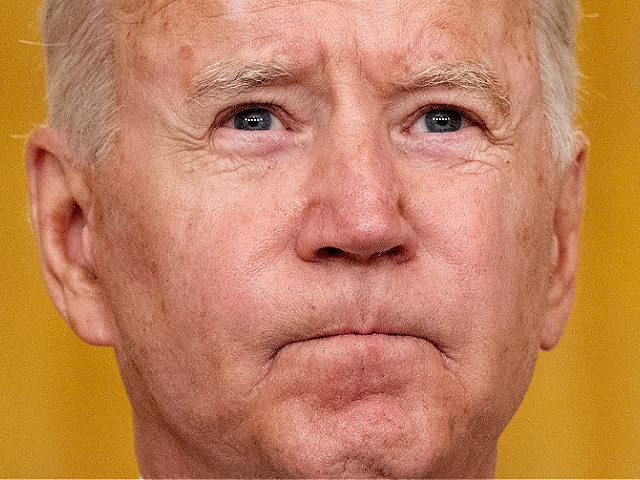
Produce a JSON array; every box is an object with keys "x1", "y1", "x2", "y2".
[
  {"x1": 270, "y1": 333, "x2": 439, "y2": 402},
  {"x1": 281, "y1": 333, "x2": 430, "y2": 367}
]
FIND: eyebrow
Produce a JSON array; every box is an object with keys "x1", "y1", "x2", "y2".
[
  {"x1": 396, "y1": 61, "x2": 512, "y2": 117},
  {"x1": 188, "y1": 60, "x2": 299, "y2": 102}
]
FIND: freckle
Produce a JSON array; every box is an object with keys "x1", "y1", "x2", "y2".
[
  {"x1": 179, "y1": 45, "x2": 194, "y2": 62},
  {"x1": 517, "y1": 226, "x2": 532, "y2": 247},
  {"x1": 433, "y1": 18, "x2": 450, "y2": 30}
]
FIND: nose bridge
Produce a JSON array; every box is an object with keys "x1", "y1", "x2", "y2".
[
  {"x1": 335, "y1": 135, "x2": 398, "y2": 225},
  {"x1": 315, "y1": 106, "x2": 400, "y2": 224}
]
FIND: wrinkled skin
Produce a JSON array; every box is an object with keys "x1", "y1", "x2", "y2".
[{"x1": 26, "y1": 0, "x2": 587, "y2": 477}]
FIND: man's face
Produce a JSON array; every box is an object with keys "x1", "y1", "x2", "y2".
[{"x1": 87, "y1": 0, "x2": 560, "y2": 476}]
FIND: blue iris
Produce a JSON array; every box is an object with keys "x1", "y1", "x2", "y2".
[
  {"x1": 422, "y1": 109, "x2": 463, "y2": 133},
  {"x1": 233, "y1": 109, "x2": 273, "y2": 131}
]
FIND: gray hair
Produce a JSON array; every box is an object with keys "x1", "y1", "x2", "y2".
[
  {"x1": 534, "y1": 0, "x2": 583, "y2": 167},
  {"x1": 40, "y1": 1, "x2": 116, "y2": 164},
  {"x1": 39, "y1": 0, "x2": 582, "y2": 167}
]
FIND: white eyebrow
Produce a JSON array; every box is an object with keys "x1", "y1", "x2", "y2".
[
  {"x1": 188, "y1": 59, "x2": 298, "y2": 101},
  {"x1": 396, "y1": 61, "x2": 512, "y2": 117}
]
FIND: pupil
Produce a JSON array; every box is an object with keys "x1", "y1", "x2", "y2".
[
  {"x1": 425, "y1": 109, "x2": 462, "y2": 133},
  {"x1": 234, "y1": 109, "x2": 272, "y2": 131}
]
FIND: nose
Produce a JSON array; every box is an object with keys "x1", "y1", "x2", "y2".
[{"x1": 295, "y1": 129, "x2": 417, "y2": 265}]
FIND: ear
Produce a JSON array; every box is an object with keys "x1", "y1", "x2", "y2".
[
  {"x1": 539, "y1": 132, "x2": 588, "y2": 351},
  {"x1": 26, "y1": 128, "x2": 114, "y2": 347}
]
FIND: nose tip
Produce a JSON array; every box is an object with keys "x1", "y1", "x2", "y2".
[{"x1": 295, "y1": 179, "x2": 418, "y2": 265}]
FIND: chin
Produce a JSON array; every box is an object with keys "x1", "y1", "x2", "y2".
[
  {"x1": 272, "y1": 436, "x2": 464, "y2": 479},
  {"x1": 255, "y1": 396, "x2": 491, "y2": 479}
]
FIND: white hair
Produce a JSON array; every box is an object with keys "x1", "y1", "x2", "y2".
[
  {"x1": 40, "y1": 1, "x2": 116, "y2": 164},
  {"x1": 534, "y1": 0, "x2": 583, "y2": 167},
  {"x1": 39, "y1": 0, "x2": 582, "y2": 167}
]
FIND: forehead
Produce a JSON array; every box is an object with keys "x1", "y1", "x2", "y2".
[
  {"x1": 114, "y1": 0, "x2": 537, "y2": 99},
  {"x1": 117, "y1": 0, "x2": 532, "y2": 23}
]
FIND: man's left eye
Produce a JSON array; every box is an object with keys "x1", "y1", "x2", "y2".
[
  {"x1": 415, "y1": 108, "x2": 467, "y2": 133},
  {"x1": 233, "y1": 108, "x2": 283, "y2": 131}
]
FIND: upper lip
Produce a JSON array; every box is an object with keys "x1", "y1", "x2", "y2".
[
  {"x1": 269, "y1": 284, "x2": 440, "y2": 354},
  {"x1": 265, "y1": 299, "x2": 451, "y2": 369}
]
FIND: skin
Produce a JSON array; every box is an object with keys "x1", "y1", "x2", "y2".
[{"x1": 26, "y1": 0, "x2": 587, "y2": 477}]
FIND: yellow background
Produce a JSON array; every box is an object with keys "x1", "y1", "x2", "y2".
[{"x1": 1, "y1": 1, "x2": 638, "y2": 477}]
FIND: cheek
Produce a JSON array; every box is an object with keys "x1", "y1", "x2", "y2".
[
  {"x1": 405, "y1": 169, "x2": 550, "y2": 406},
  {"x1": 89, "y1": 173, "x2": 278, "y2": 451},
  {"x1": 407, "y1": 174, "x2": 514, "y2": 314},
  {"x1": 91, "y1": 167, "x2": 287, "y2": 380}
]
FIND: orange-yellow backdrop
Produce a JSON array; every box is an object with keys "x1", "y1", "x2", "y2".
[{"x1": 1, "y1": 1, "x2": 639, "y2": 477}]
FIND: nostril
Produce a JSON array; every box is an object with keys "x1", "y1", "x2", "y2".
[
  {"x1": 317, "y1": 246, "x2": 343, "y2": 258},
  {"x1": 385, "y1": 246, "x2": 404, "y2": 256}
]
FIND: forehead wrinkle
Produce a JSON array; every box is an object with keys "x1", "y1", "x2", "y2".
[{"x1": 395, "y1": 61, "x2": 512, "y2": 118}]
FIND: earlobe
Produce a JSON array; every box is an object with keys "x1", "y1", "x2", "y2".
[
  {"x1": 540, "y1": 132, "x2": 588, "y2": 351},
  {"x1": 26, "y1": 128, "x2": 115, "y2": 347}
]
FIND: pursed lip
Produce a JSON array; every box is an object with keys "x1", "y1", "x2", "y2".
[
  {"x1": 265, "y1": 314, "x2": 451, "y2": 375},
  {"x1": 290, "y1": 326, "x2": 426, "y2": 345},
  {"x1": 266, "y1": 298, "x2": 447, "y2": 360}
]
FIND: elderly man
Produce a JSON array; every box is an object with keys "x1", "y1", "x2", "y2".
[{"x1": 26, "y1": 0, "x2": 586, "y2": 477}]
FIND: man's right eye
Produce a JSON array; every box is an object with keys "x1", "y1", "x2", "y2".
[{"x1": 233, "y1": 108, "x2": 282, "y2": 131}]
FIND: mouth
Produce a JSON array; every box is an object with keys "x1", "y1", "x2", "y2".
[
  {"x1": 265, "y1": 304, "x2": 446, "y2": 372},
  {"x1": 265, "y1": 328, "x2": 426, "y2": 373},
  {"x1": 294, "y1": 324, "x2": 425, "y2": 344},
  {"x1": 304, "y1": 331, "x2": 419, "y2": 343},
  {"x1": 277, "y1": 329, "x2": 431, "y2": 363}
]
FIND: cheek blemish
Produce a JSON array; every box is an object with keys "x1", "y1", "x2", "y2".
[
  {"x1": 179, "y1": 44, "x2": 194, "y2": 62},
  {"x1": 179, "y1": 44, "x2": 195, "y2": 88},
  {"x1": 516, "y1": 225, "x2": 533, "y2": 249}
]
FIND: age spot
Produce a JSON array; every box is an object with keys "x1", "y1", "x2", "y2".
[{"x1": 179, "y1": 44, "x2": 195, "y2": 88}]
